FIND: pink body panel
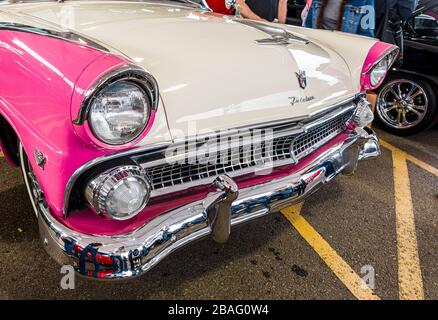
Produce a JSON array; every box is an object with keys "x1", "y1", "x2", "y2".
[
  {"x1": 360, "y1": 41, "x2": 397, "y2": 91},
  {"x1": 0, "y1": 30, "x2": 144, "y2": 218}
]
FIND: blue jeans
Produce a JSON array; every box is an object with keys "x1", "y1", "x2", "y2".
[{"x1": 304, "y1": 0, "x2": 375, "y2": 37}]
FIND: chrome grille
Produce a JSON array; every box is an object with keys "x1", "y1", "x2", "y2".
[
  {"x1": 147, "y1": 140, "x2": 288, "y2": 190},
  {"x1": 145, "y1": 110, "x2": 352, "y2": 192}
]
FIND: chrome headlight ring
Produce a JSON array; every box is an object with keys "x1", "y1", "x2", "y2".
[
  {"x1": 73, "y1": 65, "x2": 159, "y2": 145},
  {"x1": 85, "y1": 165, "x2": 151, "y2": 221}
]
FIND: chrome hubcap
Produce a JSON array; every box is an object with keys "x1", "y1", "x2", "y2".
[{"x1": 377, "y1": 79, "x2": 428, "y2": 129}]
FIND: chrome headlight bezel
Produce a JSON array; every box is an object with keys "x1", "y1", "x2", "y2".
[
  {"x1": 73, "y1": 65, "x2": 159, "y2": 146},
  {"x1": 85, "y1": 165, "x2": 151, "y2": 221},
  {"x1": 369, "y1": 57, "x2": 389, "y2": 87}
]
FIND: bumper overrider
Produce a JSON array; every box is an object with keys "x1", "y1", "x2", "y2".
[{"x1": 38, "y1": 127, "x2": 380, "y2": 279}]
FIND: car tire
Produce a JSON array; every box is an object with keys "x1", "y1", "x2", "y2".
[
  {"x1": 375, "y1": 74, "x2": 438, "y2": 136},
  {"x1": 19, "y1": 143, "x2": 46, "y2": 218}
]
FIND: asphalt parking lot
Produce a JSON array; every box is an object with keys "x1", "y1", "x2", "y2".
[{"x1": 0, "y1": 126, "x2": 437, "y2": 300}]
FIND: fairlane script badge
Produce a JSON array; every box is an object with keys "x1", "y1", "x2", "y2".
[
  {"x1": 288, "y1": 95, "x2": 315, "y2": 107},
  {"x1": 295, "y1": 70, "x2": 307, "y2": 89}
]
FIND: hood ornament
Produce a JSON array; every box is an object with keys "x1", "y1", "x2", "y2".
[
  {"x1": 235, "y1": 20, "x2": 310, "y2": 45},
  {"x1": 295, "y1": 70, "x2": 307, "y2": 89}
]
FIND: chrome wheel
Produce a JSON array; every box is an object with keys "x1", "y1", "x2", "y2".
[
  {"x1": 377, "y1": 79, "x2": 428, "y2": 129},
  {"x1": 19, "y1": 144, "x2": 46, "y2": 217}
]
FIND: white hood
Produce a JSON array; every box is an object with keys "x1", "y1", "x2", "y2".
[{"x1": 9, "y1": 1, "x2": 361, "y2": 134}]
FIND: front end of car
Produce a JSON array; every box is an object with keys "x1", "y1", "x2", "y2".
[
  {"x1": 38, "y1": 77, "x2": 382, "y2": 279},
  {"x1": 1, "y1": 4, "x2": 398, "y2": 279}
]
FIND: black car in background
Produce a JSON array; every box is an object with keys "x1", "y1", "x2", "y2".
[{"x1": 375, "y1": 3, "x2": 438, "y2": 135}]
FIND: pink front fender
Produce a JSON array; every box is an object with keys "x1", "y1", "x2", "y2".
[
  {"x1": 360, "y1": 41, "x2": 399, "y2": 91},
  {"x1": 0, "y1": 30, "x2": 132, "y2": 217}
]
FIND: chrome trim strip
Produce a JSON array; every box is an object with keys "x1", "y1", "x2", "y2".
[
  {"x1": 305, "y1": 103, "x2": 355, "y2": 131},
  {"x1": 307, "y1": 94, "x2": 362, "y2": 118},
  {"x1": 40, "y1": 128, "x2": 380, "y2": 279},
  {"x1": 0, "y1": 21, "x2": 110, "y2": 52},
  {"x1": 72, "y1": 64, "x2": 159, "y2": 125}
]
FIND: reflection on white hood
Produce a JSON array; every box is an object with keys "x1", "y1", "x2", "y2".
[{"x1": 11, "y1": 1, "x2": 358, "y2": 136}]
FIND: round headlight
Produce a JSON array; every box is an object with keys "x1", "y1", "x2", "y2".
[
  {"x1": 88, "y1": 81, "x2": 150, "y2": 145},
  {"x1": 369, "y1": 57, "x2": 388, "y2": 87},
  {"x1": 85, "y1": 166, "x2": 151, "y2": 220}
]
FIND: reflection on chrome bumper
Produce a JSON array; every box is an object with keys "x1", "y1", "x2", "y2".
[{"x1": 38, "y1": 128, "x2": 380, "y2": 279}]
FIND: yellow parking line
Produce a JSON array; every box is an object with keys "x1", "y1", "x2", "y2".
[
  {"x1": 381, "y1": 140, "x2": 438, "y2": 176},
  {"x1": 281, "y1": 203, "x2": 380, "y2": 300},
  {"x1": 391, "y1": 149, "x2": 425, "y2": 300}
]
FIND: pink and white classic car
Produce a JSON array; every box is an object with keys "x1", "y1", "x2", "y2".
[{"x1": 0, "y1": 0, "x2": 398, "y2": 279}]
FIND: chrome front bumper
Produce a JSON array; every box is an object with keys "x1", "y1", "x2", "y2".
[{"x1": 38, "y1": 127, "x2": 380, "y2": 279}]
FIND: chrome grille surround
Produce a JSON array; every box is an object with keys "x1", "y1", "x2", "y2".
[{"x1": 139, "y1": 106, "x2": 355, "y2": 196}]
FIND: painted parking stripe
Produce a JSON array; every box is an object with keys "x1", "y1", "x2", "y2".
[
  {"x1": 381, "y1": 140, "x2": 438, "y2": 176},
  {"x1": 391, "y1": 148, "x2": 425, "y2": 300},
  {"x1": 281, "y1": 203, "x2": 380, "y2": 300},
  {"x1": 381, "y1": 138, "x2": 435, "y2": 299}
]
